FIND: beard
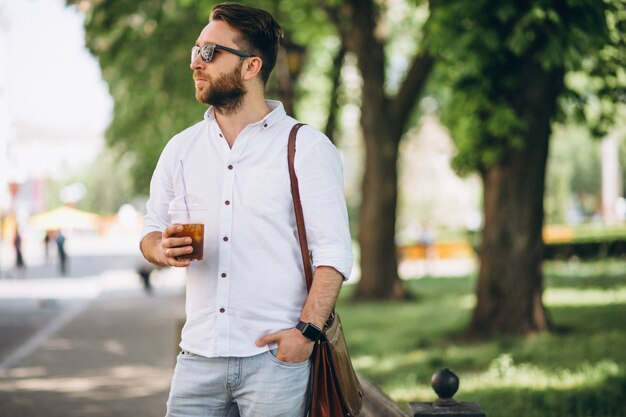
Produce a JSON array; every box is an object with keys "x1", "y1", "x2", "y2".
[{"x1": 195, "y1": 62, "x2": 246, "y2": 114}]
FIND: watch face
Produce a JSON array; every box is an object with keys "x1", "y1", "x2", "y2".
[{"x1": 299, "y1": 321, "x2": 322, "y2": 341}]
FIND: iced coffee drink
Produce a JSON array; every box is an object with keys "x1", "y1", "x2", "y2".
[
  {"x1": 172, "y1": 223, "x2": 205, "y2": 261},
  {"x1": 168, "y1": 195, "x2": 206, "y2": 261}
]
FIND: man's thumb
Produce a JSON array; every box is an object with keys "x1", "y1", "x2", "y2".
[{"x1": 256, "y1": 332, "x2": 278, "y2": 347}]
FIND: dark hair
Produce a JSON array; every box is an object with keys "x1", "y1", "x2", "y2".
[{"x1": 211, "y1": 3, "x2": 283, "y2": 85}]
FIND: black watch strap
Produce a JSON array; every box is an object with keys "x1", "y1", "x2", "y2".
[{"x1": 296, "y1": 320, "x2": 323, "y2": 342}]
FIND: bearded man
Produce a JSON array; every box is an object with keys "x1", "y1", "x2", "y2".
[{"x1": 139, "y1": 3, "x2": 353, "y2": 417}]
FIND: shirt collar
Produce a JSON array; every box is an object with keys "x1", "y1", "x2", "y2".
[{"x1": 203, "y1": 100, "x2": 286, "y2": 129}]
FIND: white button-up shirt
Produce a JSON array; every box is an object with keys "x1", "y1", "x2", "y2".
[{"x1": 141, "y1": 101, "x2": 353, "y2": 358}]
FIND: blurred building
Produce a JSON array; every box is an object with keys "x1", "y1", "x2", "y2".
[{"x1": 5, "y1": 122, "x2": 104, "y2": 220}]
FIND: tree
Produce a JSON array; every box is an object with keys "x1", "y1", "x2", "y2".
[
  {"x1": 326, "y1": 0, "x2": 434, "y2": 299},
  {"x1": 427, "y1": 0, "x2": 626, "y2": 337}
]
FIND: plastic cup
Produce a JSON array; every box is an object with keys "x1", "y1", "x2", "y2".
[{"x1": 168, "y1": 195, "x2": 206, "y2": 261}]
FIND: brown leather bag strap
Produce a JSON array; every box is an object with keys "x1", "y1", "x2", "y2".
[{"x1": 288, "y1": 123, "x2": 314, "y2": 293}]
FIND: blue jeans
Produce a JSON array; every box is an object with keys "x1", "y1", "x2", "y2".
[{"x1": 165, "y1": 350, "x2": 311, "y2": 417}]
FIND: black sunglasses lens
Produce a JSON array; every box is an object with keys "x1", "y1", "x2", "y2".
[
  {"x1": 200, "y1": 45, "x2": 215, "y2": 62},
  {"x1": 191, "y1": 45, "x2": 215, "y2": 63}
]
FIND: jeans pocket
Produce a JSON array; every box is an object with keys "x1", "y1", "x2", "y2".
[{"x1": 266, "y1": 349, "x2": 310, "y2": 368}]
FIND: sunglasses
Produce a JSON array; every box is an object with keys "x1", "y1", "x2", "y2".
[{"x1": 191, "y1": 43, "x2": 254, "y2": 63}]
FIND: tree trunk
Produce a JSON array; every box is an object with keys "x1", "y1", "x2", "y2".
[
  {"x1": 331, "y1": 0, "x2": 432, "y2": 299},
  {"x1": 274, "y1": 38, "x2": 306, "y2": 117},
  {"x1": 343, "y1": 0, "x2": 409, "y2": 299},
  {"x1": 468, "y1": 158, "x2": 549, "y2": 336},
  {"x1": 324, "y1": 44, "x2": 346, "y2": 141},
  {"x1": 356, "y1": 126, "x2": 407, "y2": 299},
  {"x1": 466, "y1": 61, "x2": 564, "y2": 337},
  {"x1": 353, "y1": 55, "x2": 407, "y2": 298}
]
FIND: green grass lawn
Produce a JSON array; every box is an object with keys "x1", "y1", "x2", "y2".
[{"x1": 337, "y1": 259, "x2": 626, "y2": 417}]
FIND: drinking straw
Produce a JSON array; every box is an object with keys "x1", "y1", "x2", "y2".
[{"x1": 179, "y1": 160, "x2": 191, "y2": 223}]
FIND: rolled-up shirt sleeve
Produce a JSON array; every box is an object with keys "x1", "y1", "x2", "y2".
[{"x1": 294, "y1": 127, "x2": 354, "y2": 280}]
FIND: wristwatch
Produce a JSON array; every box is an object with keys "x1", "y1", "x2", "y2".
[{"x1": 296, "y1": 320, "x2": 323, "y2": 342}]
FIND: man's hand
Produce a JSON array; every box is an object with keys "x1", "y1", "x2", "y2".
[
  {"x1": 254, "y1": 266, "x2": 343, "y2": 364},
  {"x1": 256, "y1": 328, "x2": 314, "y2": 363},
  {"x1": 140, "y1": 226, "x2": 193, "y2": 268}
]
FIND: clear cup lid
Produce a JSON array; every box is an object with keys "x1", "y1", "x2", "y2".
[{"x1": 168, "y1": 195, "x2": 206, "y2": 213}]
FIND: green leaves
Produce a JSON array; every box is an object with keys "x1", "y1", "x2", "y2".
[{"x1": 428, "y1": 0, "x2": 622, "y2": 174}]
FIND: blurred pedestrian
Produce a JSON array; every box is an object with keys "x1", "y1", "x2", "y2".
[
  {"x1": 43, "y1": 230, "x2": 52, "y2": 263},
  {"x1": 13, "y1": 227, "x2": 26, "y2": 278},
  {"x1": 139, "y1": 4, "x2": 352, "y2": 417},
  {"x1": 137, "y1": 260, "x2": 155, "y2": 294},
  {"x1": 419, "y1": 223, "x2": 437, "y2": 275},
  {"x1": 56, "y1": 230, "x2": 68, "y2": 275}
]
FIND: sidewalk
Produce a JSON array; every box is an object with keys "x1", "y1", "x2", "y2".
[{"x1": 0, "y1": 270, "x2": 185, "y2": 417}]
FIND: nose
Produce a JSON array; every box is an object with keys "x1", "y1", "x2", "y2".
[{"x1": 190, "y1": 54, "x2": 203, "y2": 71}]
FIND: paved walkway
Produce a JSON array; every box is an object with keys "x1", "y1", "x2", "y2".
[{"x1": 0, "y1": 268, "x2": 185, "y2": 417}]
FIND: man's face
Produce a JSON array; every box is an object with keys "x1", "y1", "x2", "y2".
[{"x1": 191, "y1": 21, "x2": 248, "y2": 113}]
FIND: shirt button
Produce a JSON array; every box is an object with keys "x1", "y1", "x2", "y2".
[
  {"x1": 221, "y1": 273, "x2": 227, "y2": 278},
  {"x1": 263, "y1": 123, "x2": 268, "y2": 128},
  {"x1": 223, "y1": 236, "x2": 229, "y2": 242},
  {"x1": 225, "y1": 200, "x2": 230, "y2": 205},
  {"x1": 219, "y1": 133, "x2": 223, "y2": 137},
  {"x1": 219, "y1": 308, "x2": 225, "y2": 313},
  {"x1": 227, "y1": 164, "x2": 233, "y2": 170}
]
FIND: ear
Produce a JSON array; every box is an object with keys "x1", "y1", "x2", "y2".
[{"x1": 241, "y1": 57, "x2": 263, "y2": 81}]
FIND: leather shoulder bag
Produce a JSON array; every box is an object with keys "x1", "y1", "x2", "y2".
[{"x1": 288, "y1": 123, "x2": 364, "y2": 417}]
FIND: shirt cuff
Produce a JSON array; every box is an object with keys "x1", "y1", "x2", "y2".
[
  {"x1": 139, "y1": 224, "x2": 165, "y2": 243},
  {"x1": 312, "y1": 249, "x2": 354, "y2": 281}
]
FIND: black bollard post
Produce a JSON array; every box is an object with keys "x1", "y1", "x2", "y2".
[{"x1": 409, "y1": 368, "x2": 486, "y2": 416}]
